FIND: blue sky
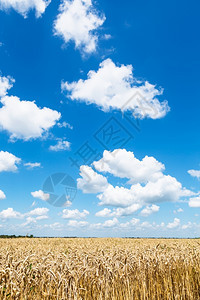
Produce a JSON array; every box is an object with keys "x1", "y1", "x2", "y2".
[{"x1": 0, "y1": 0, "x2": 200, "y2": 237}]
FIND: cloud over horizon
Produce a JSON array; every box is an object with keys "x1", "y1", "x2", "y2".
[{"x1": 78, "y1": 149, "x2": 195, "y2": 217}]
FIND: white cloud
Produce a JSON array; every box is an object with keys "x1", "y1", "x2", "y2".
[
  {"x1": 22, "y1": 214, "x2": 48, "y2": 226},
  {"x1": 179, "y1": 188, "x2": 196, "y2": 197},
  {"x1": 62, "y1": 208, "x2": 89, "y2": 219},
  {"x1": 97, "y1": 175, "x2": 184, "y2": 207},
  {"x1": 0, "y1": 151, "x2": 21, "y2": 172},
  {"x1": 0, "y1": 76, "x2": 61, "y2": 141},
  {"x1": 77, "y1": 165, "x2": 109, "y2": 193},
  {"x1": 177, "y1": 208, "x2": 183, "y2": 212},
  {"x1": 103, "y1": 34, "x2": 112, "y2": 40},
  {"x1": 141, "y1": 221, "x2": 155, "y2": 228},
  {"x1": 54, "y1": 0, "x2": 105, "y2": 54},
  {"x1": 78, "y1": 149, "x2": 194, "y2": 217},
  {"x1": 22, "y1": 216, "x2": 37, "y2": 226},
  {"x1": 102, "y1": 218, "x2": 118, "y2": 228},
  {"x1": 95, "y1": 208, "x2": 111, "y2": 217},
  {"x1": 93, "y1": 218, "x2": 119, "y2": 229},
  {"x1": 0, "y1": 190, "x2": 6, "y2": 199},
  {"x1": 110, "y1": 204, "x2": 141, "y2": 217},
  {"x1": 0, "y1": 75, "x2": 14, "y2": 97},
  {"x1": 167, "y1": 218, "x2": 180, "y2": 229},
  {"x1": 0, "y1": 0, "x2": 51, "y2": 18},
  {"x1": 63, "y1": 59, "x2": 169, "y2": 119},
  {"x1": 31, "y1": 190, "x2": 50, "y2": 201},
  {"x1": 91, "y1": 218, "x2": 176, "y2": 232},
  {"x1": 57, "y1": 121, "x2": 73, "y2": 129},
  {"x1": 140, "y1": 204, "x2": 160, "y2": 217},
  {"x1": 49, "y1": 139, "x2": 70, "y2": 151},
  {"x1": 26, "y1": 207, "x2": 49, "y2": 216},
  {"x1": 93, "y1": 149, "x2": 165, "y2": 184},
  {"x1": 95, "y1": 204, "x2": 141, "y2": 218},
  {"x1": 0, "y1": 207, "x2": 22, "y2": 219},
  {"x1": 120, "y1": 218, "x2": 140, "y2": 228},
  {"x1": 0, "y1": 96, "x2": 61, "y2": 141},
  {"x1": 182, "y1": 222, "x2": 192, "y2": 230},
  {"x1": 68, "y1": 220, "x2": 88, "y2": 227},
  {"x1": 48, "y1": 222, "x2": 63, "y2": 230},
  {"x1": 189, "y1": 196, "x2": 200, "y2": 208},
  {"x1": 97, "y1": 185, "x2": 135, "y2": 207},
  {"x1": 173, "y1": 208, "x2": 183, "y2": 214},
  {"x1": 0, "y1": 207, "x2": 50, "y2": 224},
  {"x1": 24, "y1": 162, "x2": 41, "y2": 169},
  {"x1": 188, "y1": 169, "x2": 200, "y2": 179},
  {"x1": 130, "y1": 218, "x2": 140, "y2": 226}
]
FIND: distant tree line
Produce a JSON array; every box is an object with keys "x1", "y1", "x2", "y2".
[{"x1": 0, "y1": 234, "x2": 34, "y2": 238}]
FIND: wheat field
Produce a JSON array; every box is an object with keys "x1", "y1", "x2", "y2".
[{"x1": 0, "y1": 238, "x2": 200, "y2": 299}]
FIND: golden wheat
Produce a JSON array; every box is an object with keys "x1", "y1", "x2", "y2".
[{"x1": 0, "y1": 238, "x2": 199, "y2": 299}]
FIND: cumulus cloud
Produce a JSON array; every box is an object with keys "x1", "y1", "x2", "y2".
[
  {"x1": 0, "y1": 0, "x2": 51, "y2": 18},
  {"x1": 182, "y1": 222, "x2": 192, "y2": 230},
  {"x1": 77, "y1": 165, "x2": 109, "y2": 193},
  {"x1": 108, "y1": 204, "x2": 141, "y2": 217},
  {"x1": 22, "y1": 216, "x2": 37, "y2": 226},
  {"x1": 62, "y1": 59, "x2": 169, "y2": 119},
  {"x1": 97, "y1": 185, "x2": 137, "y2": 207},
  {"x1": 0, "y1": 96, "x2": 61, "y2": 141},
  {"x1": 24, "y1": 162, "x2": 41, "y2": 169},
  {"x1": 95, "y1": 208, "x2": 111, "y2": 217},
  {"x1": 57, "y1": 121, "x2": 73, "y2": 129},
  {"x1": 0, "y1": 207, "x2": 50, "y2": 224},
  {"x1": 177, "y1": 208, "x2": 183, "y2": 212},
  {"x1": 102, "y1": 218, "x2": 118, "y2": 228},
  {"x1": 189, "y1": 196, "x2": 200, "y2": 207},
  {"x1": 54, "y1": 0, "x2": 105, "y2": 54},
  {"x1": 46, "y1": 222, "x2": 63, "y2": 230},
  {"x1": 174, "y1": 208, "x2": 183, "y2": 214},
  {"x1": 92, "y1": 218, "x2": 119, "y2": 229},
  {"x1": 188, "y1": 169, "x2": 200, "y2": 179},
  {"x1": 0, "y1": 207, "x2": 22, "y2": 219},
  {"x1": 21, "y1": 207, "x2": 49, "y2": 225},
  {"x1": 68, "y1": 220, "x2": 88, "y2": 227},
  {"x1": 49, "y1": 139, "x2": 70, "y2": 151},
  {"x1": 167, "y1": 218, "x2": 180, "y2": 229},
  {"x1": 0, "y1": 151, "x2": 21, "y2": 172},
  {"x1": 62, "y1": 208, "x2": 89, "y2": 219},
  {"x1": 95, "y1": 204, "x2": 141, "y2": 218},
  {"x1": 77, "y1": 149, "x2": 194, "y2": 218},
  {"x1": 0, "y1": 190, "x2": 6, "y2": 199},
  {"x1": 119, "y1": 218, "x2": 140, "y2": 228},
  {"x1": 26, "y1": 207, "x2": 49, "y2": 216},
  {"x1": 140, "y1": 204, "x2": 159, "y2": 216},
  {"x1": 0, "y1": 75, "x2": 61, "y2": 141},
  {"x1": 93, "y1": 149, "x2": 165, "y2": 184},
  {"x1": 0, "y1": 75, "x2": 14, "y2": 97},
  {"x1": 22, "y1": 214, "x2": 48, "y2": 226},
  {"x1": 97, "y1": 175, "x2": 185, "y2": 207},
  {"x1": 31, "y1": 190, "x2": 50, "y2": 201}
]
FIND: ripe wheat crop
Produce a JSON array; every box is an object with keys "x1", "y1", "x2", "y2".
[{"x1": 0, "y1": 238, "x2": 200, "y2": 299}]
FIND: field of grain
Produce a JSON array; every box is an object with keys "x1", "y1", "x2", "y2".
[{"x1": 0, "y1": 238, "x2": 200, "y2": 299}]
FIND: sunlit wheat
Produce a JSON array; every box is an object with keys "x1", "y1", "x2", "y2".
[{"x1": 0, "y1": 238, "x2": 199, "y2": 299}]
